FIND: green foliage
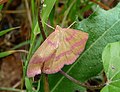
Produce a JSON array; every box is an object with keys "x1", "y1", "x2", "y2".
[
  {"x1": 11, "y1": 40, "x2": 30, "y2": 50},
  {"x1": 0, "y1": 26, "x2": 20, "y2": 36},
  {"x1": 101, "y1": 42, "x2": 120, "y2": 92},
  {"x1": 0, "y1": 87, "x2": 23, "y2": 92},
  {"x1": 25, "y1": 77, "x2": 33, "y2": 91},
  {"x1": 1, "y1": 0, "x2": 120, "y2": 92},
  {"x1": 24, "y1": 0, "x2": 57, "y2": 91},
  {"x1": 0, "y1": 4, "x2": 3, "y2": 10},
  {"x1": 49, "y1": 3, "x2": 120, "y2": 92},
  {"x1": 25, "y1": 0, "x2": 57, "y2": 69},
  {"x1": 0, "y1": 50, "x2": 16, "y2": 58},
  {"x1": 41, "y1": 0, "x2": 57, "y2": 27},
  {"x1": 49, "y1": 0, "x2": 95, "y2": 27}
]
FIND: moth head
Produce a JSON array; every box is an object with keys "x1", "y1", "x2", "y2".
[{"x1": 56, "y1": 25, "x2": 63, "y2": 32}]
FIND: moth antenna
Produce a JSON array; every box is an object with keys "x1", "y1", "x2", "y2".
[
  {"x1": 43, "y1": 22, "x2": 55, "y2": 30},
  {"x1": 67, "y1": 21, "x2": 76, "y2": 29}
]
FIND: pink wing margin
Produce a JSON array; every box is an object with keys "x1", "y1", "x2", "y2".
[
  {"x1": 42, "y1": 26, "x2": 88, "y2": 74},
  {"x1": 27, "y1": 29, "x2": 59, "y2": 77},
  {"x1": 27, "y1": 25, "x2": 88, "y2": 77}
]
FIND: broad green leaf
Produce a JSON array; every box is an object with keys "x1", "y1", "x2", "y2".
[
  {"x1": 41, "y1": 0, "x2": 57, "y2": 27},
  {"x1": 49, "y1": 3, "x2": 120, "y2": 92},
  {"x1": 0, "y1": 26, "x2": 20, "y2": 36},
  {"x1": 101, "y1": 42, "x2": 120, "y2": 92}
]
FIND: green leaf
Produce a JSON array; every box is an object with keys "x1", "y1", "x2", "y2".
[
  {"x1": 0, "y1": 50, "x2": 16, "y2": 58},
  {"x1": 11, "y1": 40, "x2": 30, "y2": 50},
  {"x1": 0, "y1": 26, "x2": 20, "y2": 37},
  {"x1": 24, "y1": 0, "x2": 57, "y2": 91},
  {"x1": 25, "y1": 77, "x2": 33, "y2": 91},
  {"x1": 0, "y1": 50, "x2": 27, "y2": 58},
  {"x1": 0, "y1": 87, "x2": 23, "y2": 92},
  {"x1": 0, "y1": 4, "x2": 3, "y2": 10},
  {"x1": 50, "y1": 3, "x2": 120, "y2": 92},
  {"x1": 31, "y1": 0, "x2": 57, "y2": 37},
  {"x1": 41, "y1": 0, "x2": 57, "y2": 27},
  {"x1": 101, "y1": 42, "x2": 120, "y2": 92}
]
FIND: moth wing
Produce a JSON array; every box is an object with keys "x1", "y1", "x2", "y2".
[
  {"x1": 43, "y1": 37, "x2": 72, "y2": 74},
  {"x1": 64, "y1": 28, "x2": 88, "y2": 64},
  {"x1": 43, "y1": 26, "x2": 83, "y2": 74},
  {"x1": 27, "y1": 26, "x2": 88, "y2": 76},
  {"x1": 27, "y1": 31, "x2": 59, "y2": 77},
  {"x1": 43, "y1": 27, "x2": 88, "y2": 74}
]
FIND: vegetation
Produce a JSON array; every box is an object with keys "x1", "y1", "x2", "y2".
[{"x1": 0, "y1": 0, "x2": 120, "y2": 92}]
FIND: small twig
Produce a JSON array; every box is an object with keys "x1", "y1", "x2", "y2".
[
  {"x1": 90, "y1": 0, "x2": 110, "y2": 10},
  {"x1": 59, "y1": 70, "x2": 105, "y2": 90},
  {"x1": 15, "y1": 50, "x2": 28, "y2": 54},
  {"x1": 12, "y1": 81, "x2": 21, "y2": 88},
  {"x1": 38, "y1": 1, "x2": 50, "y2": 92},
  {"x1": 0, "y1": 10, "x2": 26, "y2": 14},
  {"x1": 38, "y1": 1, "x2": 46, "y2": 40},
  {"x1": 44, "y1": 74, "x2": 50, "y2": 92},
  {"x1": 67, "y1": 21, "x2": 76, "y2": 29},
  {"x1": 43, "y1": 22, "x2": 55, "y2": 30},
  {"x1": 25, "y1": 0, "x2": 32, "y2": 28}
]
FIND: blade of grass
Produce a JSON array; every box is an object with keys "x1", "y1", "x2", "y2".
[
  {"x1": 0, "y1": 4, "x2": 3, "y2": 10},
  {"x1": 61, "y1": 0, "x2": 76, "y2": 27},
  {"x1": 24, "y1": 0, "x2": 57, "y2": 75},
  {"x1": 0, "y1": 50, "x2": 28, "y2": 58},
  {"x1": 0, "y1": 10, "x2": 26, "y2": 14},
  {"x1": 41, "y1": 0, "x2": 57, "y2": 28},
  {"x1": 36, "y1": 76, "x2": 41, "y2": 92},
  {"x1": 0, "y1": 87, "x2": 25, "y2": 92},
  {"x1": 31, "y1": 0, "x2": 35, "y2": 21},
  {"x1": 0, "y1": 50, "x2": 16, "y2": 58},
  {"x1": 25, "y1": 77, "x2": 33, "y2": 91},
  {"x1": 11, "y1": 40, "x2": 30, "y2": 50},
  {"x1": 25, "y1": 0, "x2": 32, "y2": 28},
  {"x1": 0, "y1": 26, "x2": 20, "y2": 36},
  {"x1": 23, "y1": 0, "x2": 57, "y2": 91}
]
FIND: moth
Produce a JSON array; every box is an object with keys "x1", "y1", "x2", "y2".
[{"x1": 27, "y1": 25, "x2": 88, "y2": 77}]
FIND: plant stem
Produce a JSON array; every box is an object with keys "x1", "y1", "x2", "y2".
[
  {"x1": 44, "y1": 74, "x2": 50, "y2": 92},
  {"x1": 61, "y1": 0, "x2": 76, "y2": 27},
  {"x1": 59, "y1": 70, "x2": 105, "y2": 90},
  {"x1": 90, "y1": 0, "x2": 110, "y2": 10},
  {"x1": 36, "y1": 76, "x2": 41, "y2": 92},
  {"x1": 15, "y1": 50, "x2": 28, "y2": 54},
  {"x1": 22, "y1": 35, "x2": 35, "y2": 90},
  {"x1": 25, "y1": 0, "x2": 32, "y2": 28},
  {"x1": 38, "y1": 0, "x2": 46, "y2": 40},
  {"x1": 0, "y1": 10, "x2": 26, "y2": 14},
  {"x1": 0, "y1": 87, "x2": 25, "y2": 92},
  {"x1": 25, "y1": 35, "x2": 36, "y2": 70},
  {"x1": 38, "y1": 1, "x2": 50, "y2": 92}
]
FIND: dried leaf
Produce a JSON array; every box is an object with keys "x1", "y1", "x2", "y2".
[{"x1": 0, "y1": 0, "x2": 8, "y2": 4}]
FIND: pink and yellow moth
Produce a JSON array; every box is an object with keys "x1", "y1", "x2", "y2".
[{"x1": 27, "y1": 25, "x2": 88, "y2": 77}]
